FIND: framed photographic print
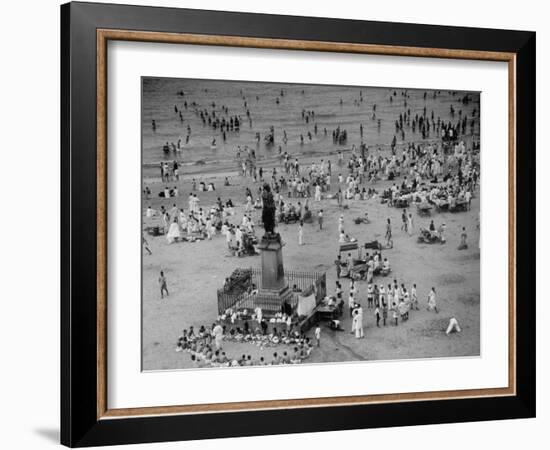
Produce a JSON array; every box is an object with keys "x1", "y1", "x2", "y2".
[{"x1": 61, "y1": 1, "x2": 536, "y2": 447}]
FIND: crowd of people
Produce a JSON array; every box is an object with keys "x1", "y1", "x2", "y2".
[
  {"x1": 143, "y1": 87, "x2": 479, "y2": 370},
  {"x1": 324, "y1": 276, "x2": 440, "y2": 339},
  {"x1": 147, "y1": 116, "x2": 478, "y2": 252},
  {"x1": 175, "y1": 321, "x2": 315, "y2": 368}
]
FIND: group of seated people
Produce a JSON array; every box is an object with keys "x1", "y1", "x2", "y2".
[
  {"x1": 198, "y1": 181, "x2": 216, "y2": 191},
  {"x1": 176, "y1": 323, "x2": 315, "y2": 368},
  {"x1": 376, "y1": 157, "x2": 475, "y2": 212},
  {"x1": 344, "y1": 186, "x2": 379, "y2": 201},
  {"x1": 145, "y1": 194, "x2": 240, "y2": 241},
  {"x1": 419, "y1": 220, "x2": 446, "y2": 243},
  {"x1": 279, "y1": 201, "x2": 302, "y2": 222},
  {"x1": 157, "y1": 186, "x2": 179, "y2": 198},
  {"x1": 219, "y1": 308, "x2": 296, "y2": 340},
  {"x1": 343, "y1": 250, "x2": 390, "y2": 275},
  {"x1": 428, "y1": 185, "x2": 471, "y2": 211},
  {"x1": 285, "y1": 174, "x2": 329, "y2": 199},
  {"x1": 344, "y1": 251, "x2": 391, "y2": 283},
  {"x1": 224, "y1": 325, "x2": 310, "y2": 347},
  {"x1": 338, "y1": 230, "x2": 358, "y2": 244},
  {"x1": 222, "y1": 223, "x2": 258, "y2": 256},
  {"x1": 323, "y1": 295, "x2": 346, "y2": 315}
]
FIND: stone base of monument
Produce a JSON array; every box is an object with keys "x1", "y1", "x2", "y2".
[
  {"x1": 253, "y1": 233, "x2": 294, "y2": 315},
  {"x1": 253, "y1": 286, "x2": 294, "y2": 316}
]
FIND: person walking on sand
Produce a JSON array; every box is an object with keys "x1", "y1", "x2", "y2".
[
  {"x1": 349, "y1": 279, "x2": 358, "y2": 299},
  {"x1": 314, "y1": 183, "x2": 322, "y2": 202},
  {"x1": 382, "y1": 302, "x2": 388, "y2": 326},
  {"x1": 379, "y1": 284, "x2": 386, "y2": 307},
  {"x1": 348, "y1": 293, "x2": 355, "y2": 318},
  {"x1": 458, "y1": 227, "x2": 468, "y2": 250},
  {"x1": 407, "y1": 213, "x2": 414, "y2": 236},
  {"x1": 427, "y1": 287, "x2": 439, "y2": 313},
  {"x1": 298, "y1": 220, "x2": 304, "y2": 245},
  {"x1": 335, "y1": 254, "x2": 342, "y2": 278},
  {"x1": 337, "y1": 188, "x2": 343, "y2": 208},
  {"x1": 385, "y1": 218, "x2": 393, "y2": 248},
  {"x1": 142, "y1": 236, "x2": 152, "y2": 255},
  {"x1": 411, "y1": 283, "x2": 419, "y2": 310},
  {"x1": 159, "y1": 270, "x2": 169, "y2": 299},
  {"x1": 354, "y1": 306, "x2": 364, "y2": 338},
  {"x1": 314, "y1": 324, "x2": 321, "y2": 347},
  {"x1": 318, "y1": 209, "x2": 324, "y2": 230},
  {"x1": 401, "y1": 209, "x2": 408, "y2": 233},
  {"x1": 438, "y1": 223, "x2": 447, "y2": 243},
  {"x1": 351, "y1": 306, "x2": 357, "y2": 334}
]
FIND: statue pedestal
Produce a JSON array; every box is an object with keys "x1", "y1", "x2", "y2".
[
  {"x1": 255, "y1": 233, "x2": 293, "y2": 314},
  {"x1": 258, "y1": 234, "x2": 286, "y2": 291}
]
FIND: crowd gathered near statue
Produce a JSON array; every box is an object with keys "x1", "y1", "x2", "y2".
[{"x1": 141, "y1": 79, "x2": 480, "y2": 370}]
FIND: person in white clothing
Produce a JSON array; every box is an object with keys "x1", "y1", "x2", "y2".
[
  {"x1": 212, "y1": 322, "x2": 224, "y2": 350},
  {"x1": 225, "y1": 227, "x2": 233, "y2": 249},
  {"x1": 349, "y1": 280, "x2": 358, "y2": 298},
  {"x1": 236, "y1": 226, "x2": 243, "y2": 243},
  {"x1": 298, "y1": 220, "x2": 304, "y2": 245},
  {"x1": 427, "y1": 287, "x2": 439, "y2": 313},
  {"x1": 353, "y1": 306, "x2": 364, "y2": 338},
  {"x1": 314, "y1": 184, "x2": 322, "y2": 201},
  {"x1": 247, "y1": 217, "x2": 254, "y2": 234},
  {"x1": 221, "y1": 222, "x2": 228, "y2": 237},
  {"x1": 465, "y1": 191, "x2": 472, "y2": 210},
  {"x1": 254, "y1": 307, "x2": 263, "y2": 324},
  {"x1": 446, "y1": 317, "x2": 461, "y2": 334},
  {"x1": 166, "y1": 217, "x2": 181, "y2": 243},
  {"x1": 339, "y1": 230, "x2": 347, "y2": 243},
  {"x1": 205, "y1": 218, "x2": 213, "y2": 240}
]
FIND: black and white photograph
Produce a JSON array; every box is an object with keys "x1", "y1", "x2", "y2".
[
  {"x1": 141, "y1": 78, "x2": 481, "y2": 371},
  {"x1": 0, "y1": 0, "x2": 542, "y2": 448}
]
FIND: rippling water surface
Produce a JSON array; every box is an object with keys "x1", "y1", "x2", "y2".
[{"x1": 142, "y1": 77, "x2": 480, "y2": 173}]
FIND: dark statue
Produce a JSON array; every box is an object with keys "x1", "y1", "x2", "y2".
[{"x1": 261, "y1": 184, "x2": 276, "y2": 235}]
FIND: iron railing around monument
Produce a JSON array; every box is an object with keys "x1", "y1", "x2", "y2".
[
  {"x1": 216, "y1": 268, "x2": 326, "y2": 315},
  {"x1": 216, "y1": 268, "x2": 253, "y2": 315}
]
